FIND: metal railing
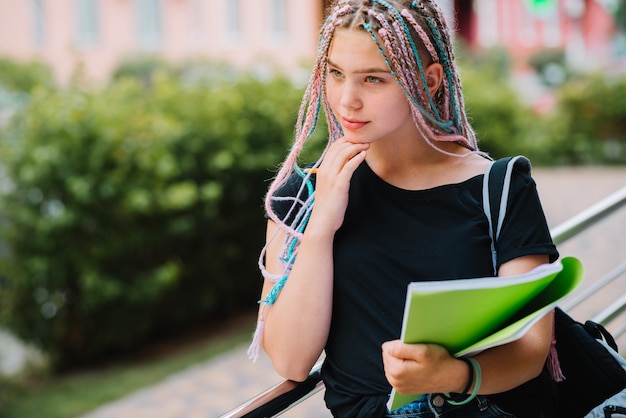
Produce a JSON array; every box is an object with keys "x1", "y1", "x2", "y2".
[
  {"x1": 219, "y1": 361, "x2": 324, "y2": 418},
  {"x1": 220, "y1": 185, "x2": 626, "y2": 418}
]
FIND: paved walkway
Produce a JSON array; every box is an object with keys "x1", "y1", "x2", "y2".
[{"x1": 80, "y1": 167, "x2": 626, "y2": 418}]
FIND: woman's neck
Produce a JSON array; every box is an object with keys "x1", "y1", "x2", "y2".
[{"x1": 365, "y1": 139, "x2": 487, "y2": 190}]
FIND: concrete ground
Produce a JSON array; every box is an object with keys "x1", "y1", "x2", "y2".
[{"x1": 79, "y1": 167, "x2": 626, "y2": 418}]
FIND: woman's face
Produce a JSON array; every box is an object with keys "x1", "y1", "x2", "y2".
[{"x1": 326, "y1": 28, "x2": 417, "y2": 145}]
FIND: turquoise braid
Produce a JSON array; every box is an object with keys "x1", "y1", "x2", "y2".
[
  {"x1": 409, "y1": 0, "x2": 462, "y2": 133},
  {"x1": 305, "y1": 94, "x2": 322, "y2": 139},
  {"x1": 260, "y1": 165, "x2": 316, "y2": 306},
  {"x1": 363, "y1": 22, "x2": 395, "y2": 73},
  {"x1": 426, "y1": 15, "x2": 461, "y2": 129},
  {"x1": 363, "y1": 18, "x2": 453, "y2": 131},
  {"x1": 371, "y1": 0, "x2": 442, "y2": 122}
]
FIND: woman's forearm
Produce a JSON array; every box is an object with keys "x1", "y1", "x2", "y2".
[
  {"x1": 472, "y1": 311, "x2": 553, "y2": 394},
  {"x1": 473, "y1": 254, "x2": 554, "y2": 394},
  {"x1": 260, "y1": 220, "x2": 335, "y2": 381}
]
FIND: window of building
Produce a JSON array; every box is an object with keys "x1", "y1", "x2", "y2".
[
  {"x1": 135, "y1": 0, "x2": 162, "y2": 49},
  {"x1": 75, "y1": 0, "x2": 100, "y2": 47},
  {"x1": 476, "y1": 0, "x2": 499, "y2": 47},
  {"x1": 517, "y1": 1, "x2": 537, "y2": 48},
  {"x1": 542, "y1": 7, "x2": 562, "y2": 48},
  {"x1": 226, "y1": 0, "x2": 241, "y2": 41},
  {"x1": 500, "y1": 0, "x2": 515, "y2": 44},
  {"x1": 270, "y1": 0, "x2": 287, "y2": 38},
  {"x1": 188, "y1": 0, "x2": 204, "y2": 49},
  {"x1": 31, "y1": 0, "x2": 45, "y2": 46}
]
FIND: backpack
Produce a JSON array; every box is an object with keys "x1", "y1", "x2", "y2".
[
  {"x1": 552, "y1": 307, "x2": 626, "y2": 417},
  {"x1": 483, "y1": 156, "x2": 626, "y2": 418}
]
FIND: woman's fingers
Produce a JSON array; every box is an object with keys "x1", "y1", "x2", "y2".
[
  {"x1": 318, "y1": 139, "x2": 367, "y2": 184},
  {"x1": 307, "y1": 139, "x2": 368, "y2": 233},
  {"x1": 382, "y1": 341, "x2": 461, "y2": 395}
]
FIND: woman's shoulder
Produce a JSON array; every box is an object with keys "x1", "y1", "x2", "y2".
[
  {"x1": 272, "y1": 166, "x2": 317, "y2": 198},
  {"x1": 439, "y1": 153, "x2": 491, "y2": 186},
  {"x1": 463, "y1": 153, "x2": 493, "y2": 176}
]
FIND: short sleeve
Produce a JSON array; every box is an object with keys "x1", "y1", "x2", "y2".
[
  {"x1": 265, "y1": 171, "x2": 316, "y2": 225},
  {"x1": 495, "y1": 159, "x2": 559, "y2": 269}
]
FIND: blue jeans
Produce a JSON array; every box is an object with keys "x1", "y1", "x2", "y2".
[{"x1": 387, "y1": 394, "x2": 516, "y2": 418}]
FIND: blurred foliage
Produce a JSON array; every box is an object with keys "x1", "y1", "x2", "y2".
[
  {"x1": 459, "y1": 46, "x2": 626, "y2": 165},
  {"x1": 461, "y1": 65, "x2": 538, "y2": 160},
  {"x1": 0, "y1": 67, "x2": 304, "y2": 370},
  {"x1": 458, "y1": 46, "x2": 553, "y2": 162},
  {"x1": 111, "y1": 55, "x2": 179, "y2": 84},
  {"x1": 455, "y1": 43, "x2": 512, "y2": 82},
  {"x1": 548, "y1": 73, "x2": 626, "y2": 164},
  {"x1": 0, "y1": 57, "x2": 55, "y2": 92},
  {"x1": 527, "y1": 48, "x2": 569, "y2": 86},
  {"x1": 616, "y1": 0, "x2": 626, "y2": 32}
]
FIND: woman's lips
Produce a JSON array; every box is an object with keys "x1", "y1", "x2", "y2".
[{"x1": 341, "y1": 117, "x2": 369, "y2": 130}]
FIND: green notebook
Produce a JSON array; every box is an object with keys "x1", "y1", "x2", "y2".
[{"x1": 387, "y1": 256, "x2": 584, "y2": 412}]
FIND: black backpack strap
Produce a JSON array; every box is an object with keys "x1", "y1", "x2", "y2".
[
  {"x1": 584, "y1": 320, "x2": 619, "y2": 352},
  {"x1": 482, "y1": 156, "x2": 528, "y2": 275}
]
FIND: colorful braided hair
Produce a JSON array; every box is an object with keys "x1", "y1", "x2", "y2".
[{"x1": 248, "y1": 0, "x2": 481, "y2": 361}]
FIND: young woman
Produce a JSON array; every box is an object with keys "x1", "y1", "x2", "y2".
[{"x1": 248, "y1": 1, "x2": 560, "y2": 416}]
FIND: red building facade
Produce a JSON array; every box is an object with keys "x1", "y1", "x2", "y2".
[
  {"x1": 453, "y1": 0, "x2": 619, "y2": 73},
  {"x1": 0, "y1": 0, "x2": 620, "y2": 85}
]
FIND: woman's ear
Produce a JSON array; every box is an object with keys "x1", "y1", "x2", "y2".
[{"x1": 425, "y1": 63, "x2": 443, "y2": 97}]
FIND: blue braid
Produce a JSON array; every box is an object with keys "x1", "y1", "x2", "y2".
[
  {"x1": 260, "y1": 165, "x2": 316, "y2": 306},
  {"x1": 408, "y1": 0, "x2": 462, "y2": 134},
  {"x1": 371, "y1": 0, "x2": 442, "y2": 122},
  {"x1": 261, "y1": 276, "x2": 286, "y2": 305},
  {"x1": 294, "y1": 164, "x2": 316, "y2": 197},
  {"x1": 363, "y1": 21, "x2": 453, "y2": 132},
  {"x1": 363, "y1": 23, "x2": 395, "y2": 75},
  {"x1": 306, "y1": 94, "x2": 322, "y2": 139},
  {"x1": 422, "y1": 14, "x2": 462, "y2": 130}
]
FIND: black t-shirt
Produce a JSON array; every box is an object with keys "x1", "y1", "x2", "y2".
[{"x1": 269, "y1": 159, "x2": 559, "y2": 417}]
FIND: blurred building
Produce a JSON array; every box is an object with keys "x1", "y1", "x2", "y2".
[
  {"x1": 456, "y1": 0, "x2": 620, "y2": 73},
  {"x1": 0, "y1": 0, "x2": 620, "y2": 85},
  {"x1": 0, "y1": 0, "x2": 327, "y2": 85}
]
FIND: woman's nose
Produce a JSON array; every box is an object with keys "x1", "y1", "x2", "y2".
[{"x1": 340, "y1": 83, "x2": 362, "y2": 110}]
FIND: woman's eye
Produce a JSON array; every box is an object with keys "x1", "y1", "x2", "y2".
[
  {"x1": 329, "y1": 69, "x2": 343, "y2": 78},
  {"x1": 365, "y1": 76, "x2": 381, "y2": 84}
]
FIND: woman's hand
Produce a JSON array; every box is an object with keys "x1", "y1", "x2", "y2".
[
  {"x1": 382, "y1": 255, "x2": 554, "y2": 397},
  {"x1": 382, "y1": 341, "x2": 468, "y2": 395},
  {"x1": 308, "y1": 138, "x2": 368, "y2": 234}
]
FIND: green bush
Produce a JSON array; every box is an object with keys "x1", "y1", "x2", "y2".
[
  {"x1": 527, "y1": 48, "x2": 569, "y2": 86},
  {"x1": 460, "y1": 65, "x2": 549, "y2": 161},
  {"x1": 0, "y1": 70, "x2": 303, "y2": 369},
  {"x1": 615, "y1": 0, "x2": 626, "y2": 32},
  {"x1": 549, "y1": 73, "x2": 626, "y2": 165},
  {"x1": 456, "y1": 44, "x2": 512, "y2": 83},
  {"x1": 456, "y1": 45, "x2": 557, "y2": 163},
  {"x1": 0, "y1": 57, "x2": 54, "y2": 92},
  {"x1": 110, "y1": 55, "x2": 178, "y2": 84},
  {"x1": 459, "y1": 50, "x2": 626, "y2": 166}
]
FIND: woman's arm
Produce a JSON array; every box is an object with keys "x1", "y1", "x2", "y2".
[
  {"x1": 259, "y1": 219, "x2": 334, "y2": 381},
  {"x1": 259, "y1": 139, "x2": 369, "y2": 381},
  {"x1": 382, "y1": 254, "x2": 553, "y2": 395}
]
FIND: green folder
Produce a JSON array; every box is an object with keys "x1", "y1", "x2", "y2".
[{"x1": 387, "y1": 256, "x2": 584, "y2": 411}]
